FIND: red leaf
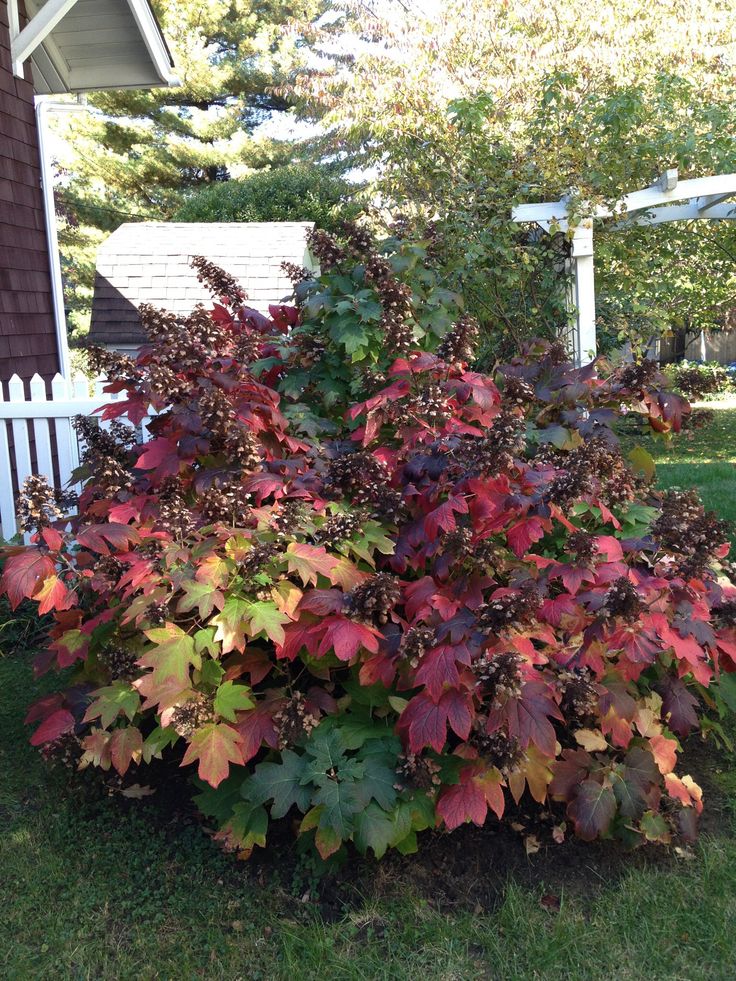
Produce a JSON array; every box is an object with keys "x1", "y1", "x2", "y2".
[
  {"x1": 243, "y1": 472, "x2": 284, "y2": 504},
  {"x1": 0, "y1": 549, "x2": 55, "y2": 609},
  {"x1": 276, "y1": 621, "x2": 322, "y2": 661},
  {"x1": 424, "y1": 496, "x2": 469, "y2": 538},
  {"x1": 567, "y1": 779, "x2": 616, "y2": 841},
  {"x1": 234, "y1": 702, "x2": 280, "y2": 762},
  {"x1": 507, "y1": 516, "x2": 546, "y2": 558},
  {"x1": 437, "y1": 765, "x2": 505, "y2": 830},
  {"x1": 415, "y1": 643, "x2": 471, "y2": 700},
  {"x1": 402, "y1": 689, "x2": 473, "y2": 753},
  {"x1": 317, "y1": 616, "x2": 380, "y2": 661},
  {"x1": 297, "y1": 589, "x2": 345, "y2": 616},
  {"x1": 33, "y1": 574, "x2": 76, "y2": 615},
  {"x1": 549, "y1": 748, "x2": 593, "y2": 799},
  {"x1": 77, "y1": 523, "x2": 141, "y2": 555},
  {"x1": 506, "y1": 681, "x2": 563, "y2": 757},
  {"x1": 110, "y1": 726, "x2": 143, "y2": 776},
  {"x1": 595, "y1": 536, "x2": 623, "y2": 562},
  {"x1": 657, "y1": 677, "x2": 699, "y2": 739},
  {"x1": 539, "y1": 594, "x2": 577, "y2": 627},
  {"x1": 40, "y1": 527, "x2": 64, "y2": 551},
  {"x1": 29, "y1": 708, "x2": 75, "y2": 746},
  {"x1": 134, "y1": 437, "x2": 179, "y2": 471},
  {"x1": 25, "y1": 692, "x2": 64, "y2": 725}
]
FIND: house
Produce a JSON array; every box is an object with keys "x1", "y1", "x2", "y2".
[
  {"x1": 0, "y1": 0, "x2": 175, "y2": 394},
  {"x1": 88, "y1": 221, "x2": 318, "y2": 352}
]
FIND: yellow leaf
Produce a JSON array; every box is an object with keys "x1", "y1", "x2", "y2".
[
  {"x1": 271, "y1": 581, "x2": 303, "y2": 618},
  {"x1": 574, "y1": 728, "x2": 609, "y2": 752}
]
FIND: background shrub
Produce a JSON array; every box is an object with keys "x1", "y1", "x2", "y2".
[
  {"x1": 173, "y1": 164, "x2": 362, "y2": 232},
  {"x1": 1, "y1": 230, "x2": 734, "y2": 864},
  {"x1": 664, "y1": 361, "x2": 735, "y2": 402}
]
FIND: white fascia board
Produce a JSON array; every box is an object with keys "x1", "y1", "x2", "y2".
[{"x1": 125, "y1": 0, "x2": 178, "y2": 85}]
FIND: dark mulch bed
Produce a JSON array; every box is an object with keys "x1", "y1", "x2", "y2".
[{"x1": 58, "y1": 727, "x2": 727, "y2": 923}]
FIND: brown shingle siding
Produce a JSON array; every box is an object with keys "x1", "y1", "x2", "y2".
[{"x1": 0, "y1": 0, "x2": 58, "y2": 391}]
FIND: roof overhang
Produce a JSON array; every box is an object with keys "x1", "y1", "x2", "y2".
[{"x1": 9, "y1": 0, "x2": 176, "y2": 93}]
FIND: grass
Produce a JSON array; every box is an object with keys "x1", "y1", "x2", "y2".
[
  {"x1": 2, "y1": 398, "x2": 736, "y2": 980},
  {"x1": 632, "y1": 395, "x2": 736, "y2": 526}
]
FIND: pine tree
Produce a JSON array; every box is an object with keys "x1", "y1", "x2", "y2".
[{"x1": 56, "y1": 0, "x2": 328, "y2": 336}]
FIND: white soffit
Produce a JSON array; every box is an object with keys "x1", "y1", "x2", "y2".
[{"x1": 22, "y1": 0, "x2": 175, "y2": 94}]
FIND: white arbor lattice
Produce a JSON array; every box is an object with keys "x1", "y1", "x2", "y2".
[{"x1": 511, "y1": 170, "x2": 736, "y2": 365}]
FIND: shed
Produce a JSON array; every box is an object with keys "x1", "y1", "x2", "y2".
[{"x1": 89, "y1": 221, "x2": 317, "y2": 351}]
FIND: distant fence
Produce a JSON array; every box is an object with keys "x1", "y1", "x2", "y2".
[
  {"x1": 658, "y1": 330, "x2": 736, "y2": 365},
  {"x1": 0, "y1": 373, "x2": 150, "y2": 541}
]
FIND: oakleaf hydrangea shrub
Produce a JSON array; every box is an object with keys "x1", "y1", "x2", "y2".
[{"x1": 2, "y1": 238, "x2": 735, "y2": 863}]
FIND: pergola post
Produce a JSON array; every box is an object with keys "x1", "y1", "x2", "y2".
[{"x1": 569, "y1": 221, "x2": 597, "y2": 366}]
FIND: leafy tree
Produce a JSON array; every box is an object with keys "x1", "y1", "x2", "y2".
[
  {"x1": 57, "y1": 0, "x2": 328, "y2": 335},
  {"x1": 290, "y1": 1, "x2": 736, "y2": 357},
  {"x1": 173, "y1": 163, "x2": 362, "y2": 230}
]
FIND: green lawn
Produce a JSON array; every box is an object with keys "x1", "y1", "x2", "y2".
[
  {"x1": 2, "y1": 401, "x2": 736, "y2": 981},
  {"x1": 637, "y1": 396, "x2": 736, "y2": 526}
]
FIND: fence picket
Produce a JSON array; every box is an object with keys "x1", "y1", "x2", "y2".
[
  {"x1": 8, "y1": 375, "x2": 32, "y2": 493},
  {"x1": 0, "y1": 373, "x2": 159, "y2": 540},
  {"x1": 30, "y1": 374, "x2": 54, "y2": 485},
  {"x1": 51, "y1": 374, "x2": 81, "y2": 498},
  {"x1": 0, "y1": 387, "x2": 16, "y2": 540}
]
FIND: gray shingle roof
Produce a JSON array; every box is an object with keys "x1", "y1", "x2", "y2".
[{"x1": 88, "y1": 221, "x2": 316, "y2": 347}]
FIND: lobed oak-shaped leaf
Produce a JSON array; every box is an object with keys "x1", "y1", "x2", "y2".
[
  {"x1": 139, "y1": 623, "x2": 201, "y2": 686},
  {"x1": 0, "y1": 549, "x2": 55, "y2": 610},
  {"x1": 567, "y1": 779, "x2": 616, "y2": 841},
  {"x1": 181, "y1": 723, "x2": 245, "y2": 788},
  {"x1": 110, "y1": 726, "x2": 143, "y2": 776}
]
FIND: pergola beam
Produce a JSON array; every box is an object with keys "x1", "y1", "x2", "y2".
[
  {"x1": 511, "y1": 170, "x2": 736, "y2": 367},
  {"x1": 9, "y1": 0, "x2": 81, "y2": 77},
  {"x1": 697, "y1": 192, "x2": 736, "y2": 215}
]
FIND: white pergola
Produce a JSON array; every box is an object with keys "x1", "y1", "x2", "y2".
[{"x1": 511, "y1": 170, "x2": 736, "y2": 365}]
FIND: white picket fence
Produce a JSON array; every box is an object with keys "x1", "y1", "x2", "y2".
[{"x1": 0, "y1": 372, "x2": 147, "y2": 541}]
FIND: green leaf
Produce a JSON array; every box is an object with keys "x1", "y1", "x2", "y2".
[
  {"x1": 142, "y1": 724, "x2": 180, "y2": 763},
  {"x1": 313, "y1": 778, "x2": 362, "y2": 838},
  {"x1": 639, "y1": 809, "x2": 671, "y2": 842},
  {"x1": 245, "y1": 600, "x2": 291, "y2": 644},
  {"x1": 198, "y1": 658, "x2": 225, "y2": 688},
  {"x1": 211, "y1": 597, "x2": 250, "y2": 654},
  {"x1": 177, "y1": 580, "x2": 224, "y2": 619},
  {"x1": 194, "y1": 627, "x2": 220, "y2": 658},
  {"x1": 627, "y1": 445, "x2": 656, "y2": 480},
  {"x1": 193, "y1": 772, "x2": 244, "y2": 823},
  {"x1": 139, "y1": 623, "x2": 201, "y2": 685},
  {"x1": 246, "y1": 750, "x2": 311, "y2": 819},
  {"x1": 328, "y1": 317, "x2": 369, "y2": 356},
  {"x1": 353, "y1": 801, "x2": 413, "y2": 858},
  {"x1": 83, "y1": 682, "x2": 140, "y2": 729},
  {"x1": 354, "y1": 751, "x2": 399, "y2": 811},
  {"x1": 214, "y1": 681, "x2": 254, "y2": 722},
  {"x1": 221, "y1": 801, "x2": 269, "y2": 855}
]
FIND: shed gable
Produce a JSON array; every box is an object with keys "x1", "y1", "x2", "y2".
[{"x1": 89, "y1": 221, "x2": 317, "y2": 348}]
